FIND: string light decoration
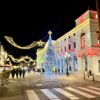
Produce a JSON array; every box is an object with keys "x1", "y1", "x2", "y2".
[
  {"x1": 37, "y1": 40, "x2": 45, "y2": 47},
  {"x1": 8, "y1": 54, "x2": 35, "y2": 63},
  {"x1": 4, "y1": 36, "x2": 45, "y2": 49}
]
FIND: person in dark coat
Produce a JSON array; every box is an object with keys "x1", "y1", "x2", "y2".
[
  {"x1": 58, "y1": 68, "x2": 60, "y2": 74},
  {"x1": 11, "y1": 68, "x2": 16, "y2": 79},
  {"x1": 19, "y1": 67, "x2": 22, "y2": 78},
  {"x1": 42, "y1": 68, "x2": 45, "y2": 72},
  {"x1": 22, "y1": 68, "x2": 26, "y2": 78},
  {"x1": 15, "y1": 68, "x2": 19, "y2": 78}
]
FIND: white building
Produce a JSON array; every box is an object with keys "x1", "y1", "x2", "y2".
[{"x1": 36, "y1": 10, "x2": 100, "y2": 76}]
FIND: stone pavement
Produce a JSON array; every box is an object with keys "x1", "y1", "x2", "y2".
[
  {"x1": 0, "y1": 72, "x2": 40, "y2": 100},
  {"x1": 71, "y1": 72, "x2": 100, "y2": 82},
  {"x1": 0, "y1": 71, "x2": 100, "y2": 100}
]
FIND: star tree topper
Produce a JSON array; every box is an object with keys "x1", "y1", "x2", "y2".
[{"x1": 48, "y1": 30, "x2": 52, "y2": 35}]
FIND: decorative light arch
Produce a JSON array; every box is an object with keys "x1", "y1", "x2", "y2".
[
  {"x1": 4, "y1": 36, "x2": 45, "y2": 49},
  {"x1": 8, "y1": 54, "x2": 35, "y2": 63}
]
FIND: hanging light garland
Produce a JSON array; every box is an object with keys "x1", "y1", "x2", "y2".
[
  {"x1": 8, "y1": 54, "x2": 35, "y2": 63},
  {"x1": 4, "y1": 36, "x2": 45, "y2": 49}
]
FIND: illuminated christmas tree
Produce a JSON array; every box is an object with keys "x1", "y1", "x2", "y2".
[{"x1": 45, "y1": 31, "x2": 56, "y2": 74}]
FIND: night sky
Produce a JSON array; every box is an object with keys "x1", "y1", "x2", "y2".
[{"x1": 0, "y1": 0, "x2": 97, "y2": 59}]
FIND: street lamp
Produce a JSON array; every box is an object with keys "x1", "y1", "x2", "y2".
[{"x1": 64, "y1": 52, "x2": 70, "y2": 76}]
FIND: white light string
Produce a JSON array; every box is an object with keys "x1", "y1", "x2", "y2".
[
  {"x1": 4, "y1": 36, "x2": 45, "y2": 49},
  {"x1": 8, "y1": 54, "x2": 35, "y2": 63}
]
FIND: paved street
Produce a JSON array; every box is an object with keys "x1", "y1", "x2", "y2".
[{"x1": 0, "y1": 72, "x2": 100, "y2": 100}]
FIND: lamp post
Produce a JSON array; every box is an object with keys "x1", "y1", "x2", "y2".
[{"x1": 64, "y1": 52, "x2": 70, "y2": 76}]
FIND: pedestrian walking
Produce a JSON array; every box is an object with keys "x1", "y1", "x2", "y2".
[
  {"x1": 19, "y1": 67, "x2": 22, "y2": 78},
  {"x1": 11, "y1": 68, "x2": 16, "y2": 79},
  {"x1": 58, "y1": 68, "x2": 60, "y2": 74},
  {"x1": 22, "y1": 68, "x2": 26, "y2": 78},
  {"x1": 42, "y1": 68, "x2": 45, "y2": 72},
  {"x1": 15, "y1": 68, "x2": 19, "y2": 79}
]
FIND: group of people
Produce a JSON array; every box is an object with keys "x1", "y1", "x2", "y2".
[{"x1": 11, "y1": 67, "x2": 26, "y2": 79}]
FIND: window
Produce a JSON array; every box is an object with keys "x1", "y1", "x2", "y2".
[
  {"x1": 65, "y1": 46, "x2": 66, "y2": 51},
  {"x1": 68, "y1": 36, "x2": 70, "y2": 39},
  {"x1": 80, "y1": 33, "x2": 85, "y2": 49},
  {"x1": 64, "y1": 38, "x2": 66, "y2": 41},
  {"x1": 96, "y1": 30, "x2": 100, "y2": 44},
  {"x1": 74, "y1": 42, "x2": 76, "y2": 48},
  {"x1": 98, "y1": 60, "x2": 100, "y2": 72},
  {"x1": 68, "y1": 44, "x2": 71, "y2": 50},
  {"x1": 73, "y1": 33, "x2": 75, "y2": 36}
]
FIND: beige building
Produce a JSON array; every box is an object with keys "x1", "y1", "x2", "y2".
[
  {"x1": 0, "y1": 42, "x2": 7, "y2": 66},
  {"x1": 36, "y1": 10, "x2": 100, "y2": 76}
]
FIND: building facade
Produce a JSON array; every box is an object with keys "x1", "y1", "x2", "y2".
[
  {"x1": 36, "y1": 10, "x2": 100, "y2": 75},
  {"x1": 0, "y1": 42, "x2": 6, "y2": 66}
]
